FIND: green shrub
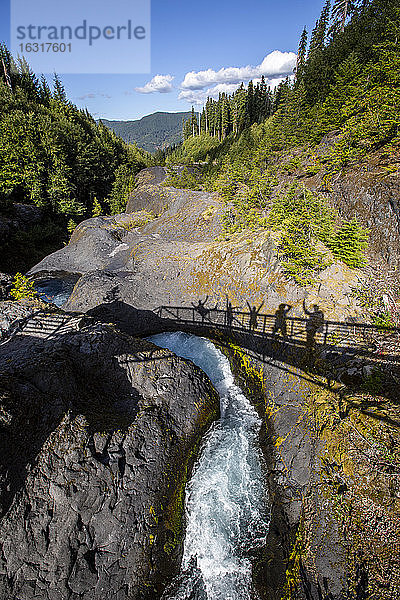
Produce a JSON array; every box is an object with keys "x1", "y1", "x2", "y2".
[
  {"x1": 92, "y1": 197, "x2": 103, "y2": 217},
  {"x1": 266, "y1": 186, "x2": 368, "y2": 283},
  {"x1": 10, "y1": 273, "x2": 38, "y2": 300},
  {"x1": 352, "y1": 285, "x2": 397, "y2": 327},
  {"x1": 327, "y1": 218, "x2": 369, "y2": 268},
  {"x1": 67, "y1": 219, "x2": 77, "y2": 235},
  {"x1": 163, "y1": 167, "x2": 201, "y2": 190},
  {"x1": 108, "y1": 163, "x2": 137, "y2": 215},
  {"x1": 166, "y1": 133, "x2": 221, "y2": 164}
]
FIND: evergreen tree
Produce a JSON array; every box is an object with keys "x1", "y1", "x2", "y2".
[
  {"x1": 190, "y1": 106, "x2": 198, "y2": 137},
  {"x1": 92, "y1": 197, "x2": 103, "y2": 217},
  {"x1": 39, "y1": 75, "x2": 51, "y2": 104},
  {"x1": 0, "y1": 46, "x2": 149, "y2": 234},
  {"x1": 246, "y1": 80, "x2": 255, "y2": 127},
  {"x1": 53, "y1": 74, "x2": 67, "y2": 103},
  {"x1": 331, "y1": 0, "x2": 360, "y2": 34},
  {"x1": 295, "y1": 28, "x2": 308, "y2": 83},
  {"x1": 221, "y1": 94, "x2": 231, "y2": 138},
  {"x1": 308, "y1": 0, "x2": 331, "y2": 58},
  {"x1": 259, "y1": 75, "x2": 269, "y2": 121},
  {"x1": 232, "y1": 84, "x2": 247, "y2": 133},
  {"x1": 328, "y1": 218, "x2": 368, "y2": 267}
]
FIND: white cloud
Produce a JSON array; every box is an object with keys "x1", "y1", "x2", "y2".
[
  {"x1": 135, "y1": 74, "x2": 174, "y2": 94},
  {"x1": 180, "y1": 50, "x2": 296, "y2": 90},
  {"x1": 178, "y1": 90, "x2": 207, "y2": 106},
  {"x1": 208, "y1": 83, "x2": 241, "y2": 95},
  {"x1": 178, "y1": 83, "x2": 243, "y2": 106},
  {"x1": 269, "y1": 76, "x2": 291, "y2": 89}
]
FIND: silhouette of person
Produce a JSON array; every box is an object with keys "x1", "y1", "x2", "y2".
[
  {"x1": 226, "y1": 299, "x2": 235, "y2": 328},
  {"x1": 192, "y1": 296, "x2": 209, "y2": 322},
  {"x1": 246, "y1": 301, "x2": 264, "y2": 332},
  {"x1": 303, "y1": 300, "x2": 325, "y2": 349},
  {"x1": 273, "y1": 303, "x2": 292, "y2": 338},
  {"x1": 191, "y1": 296, "x2": 218, "y2": 323}
]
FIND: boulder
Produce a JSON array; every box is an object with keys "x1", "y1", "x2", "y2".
[{"x1": 126, "y1": 166, "x2": 202, "y2": 215}]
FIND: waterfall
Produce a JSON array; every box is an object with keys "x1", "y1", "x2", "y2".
[{"x1": 149, "y1": 332, "x2": 270, "y2": 600}]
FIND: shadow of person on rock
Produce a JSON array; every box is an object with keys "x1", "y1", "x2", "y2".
[
  {"x1": 272, "y1": 303, "x2": 292, "y2": 339},
  {"x1": 225, "y1": 298, "x2": 239, "y2": 329},
  {"x1": 303, "y1": 300, "x2": 325, "y2": 359},
  {"x1": 246, "y1": 301, "x2": 264, "y2": 332},
  {"x1": 86, "y1": 299, "x2": 399, "y2": 405},
  {"x1": 192, "y1": 296, "x2": 218, "y2": 324}
]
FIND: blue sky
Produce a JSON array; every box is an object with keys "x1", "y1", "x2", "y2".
[{"x1": 0, "y1": 0, "x2": 324, "y2": 120}]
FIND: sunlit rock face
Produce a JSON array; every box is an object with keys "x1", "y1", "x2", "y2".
[{"x1": 29, "y1": 166, "x2": 364, "y2": 323}]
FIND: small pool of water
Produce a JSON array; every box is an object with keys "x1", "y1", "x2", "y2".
[{"x1": 34, "y1": 277, "x2": 78, "y2": 308}]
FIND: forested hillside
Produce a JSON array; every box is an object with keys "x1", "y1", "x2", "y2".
[
  {"x1": 0, "y1": 45, "x2": 150, "y2": 271},
  {"x1": 180, "y1": 0, "x2": 399, "y2": 147},
  {"x1": 167, "y1": 0, "x2": 399, "y2": 288},
  {"x1": 100, "y1": 111, "x2": 196, "y2": 153}
]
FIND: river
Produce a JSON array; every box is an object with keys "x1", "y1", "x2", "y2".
[{"x1": 149, "y1": 331, "x2": 270, "y2": 600}]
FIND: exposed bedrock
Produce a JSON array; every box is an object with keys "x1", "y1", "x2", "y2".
[
  {"x1": 0, "y1": 302, "x2": 219, "y2": 600},
  {"x1": 29, "y1": 167, "x2": 365, "y2": 323},
  {"x1": 220, "y1": 333, "x2": 400, "y2": 600},
  {"x1": 307, "y1": 152, "x2": 400, "y2": 268}
]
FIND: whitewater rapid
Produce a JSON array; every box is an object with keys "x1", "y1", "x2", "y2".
[{"x1": 149, "y1": 332, "x2": 270, "y2": 600}]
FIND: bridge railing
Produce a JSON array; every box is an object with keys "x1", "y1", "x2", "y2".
[{"x1": 154, "y1": 306, "x2": 400, "y2": 352}]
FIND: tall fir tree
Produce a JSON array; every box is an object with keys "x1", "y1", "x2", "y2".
[
  {"x1": 295, "y1": 28, "x2": 308, "y2": 83},
  {"x1": 246, "y1": 80, "x2": 255, "y2": 127},
  {"x1": 331, "y1": 0, "x2": 359, "y2": 34},
  {"x1": 308, "y1": 0, "x2": 331, "y2": 59}
]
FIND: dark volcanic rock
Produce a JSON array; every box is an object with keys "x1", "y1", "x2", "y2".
[
  {"x1": 224, "y1": 332, "x2": 400, "y2": 600},
  {"x1": 0, "y1": 204, "x2": 43, "y2": 242},
  {"x1": 28, "y1": 215, "x2": 130, "y2": 276},
  {"x1": 225, "y1": 346, "x2": 348, "y2": 600},
  {"x1": 304, "y1": 151, "x2": 400, "y2": 269},
  {"x1": 0, "y1": 299, "x2": 41, "y2": 339},
  {"x1": 0, "y1": 302, "x2": 219, "y2": 600},
  {"x1": 0, "y1": 274, "x2": 12, "y2": 301}
]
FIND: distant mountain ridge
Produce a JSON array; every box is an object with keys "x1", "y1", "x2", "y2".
[{"x1": 99, "y1": 111, "x2": 198, "y2": 153}]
